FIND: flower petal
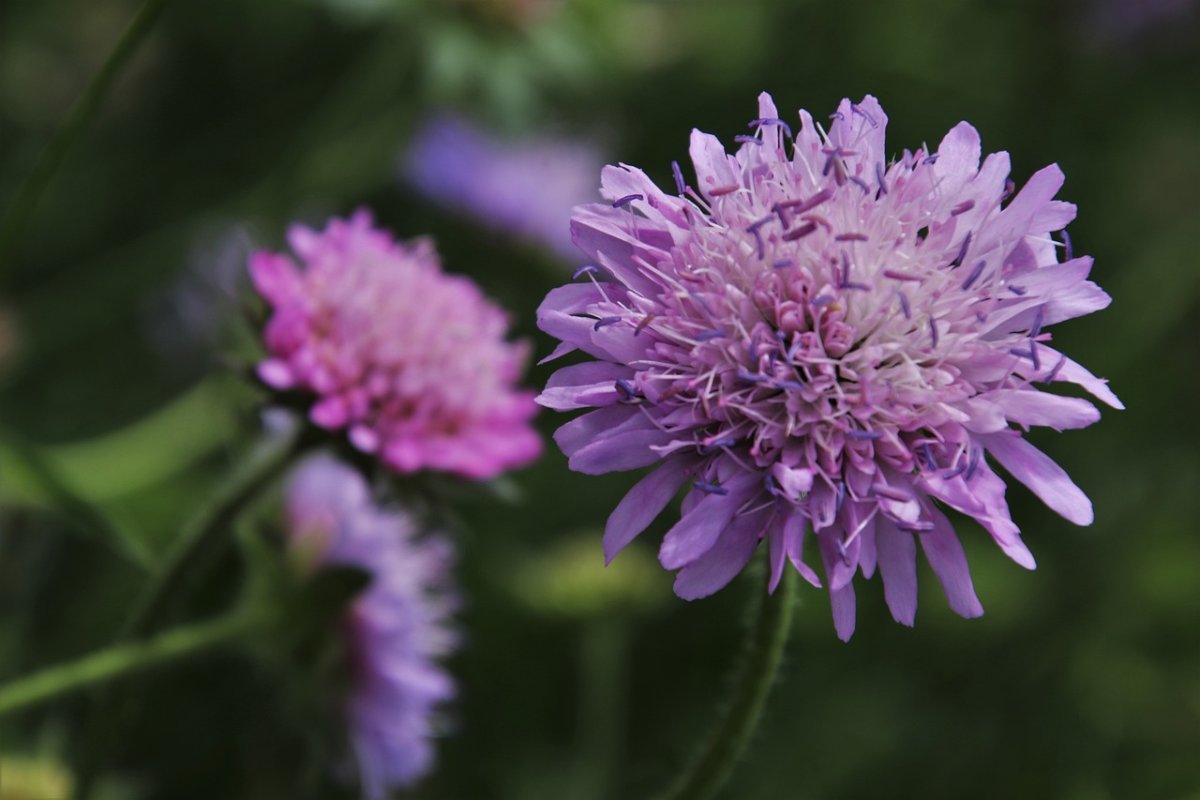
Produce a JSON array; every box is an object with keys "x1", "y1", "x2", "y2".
[
  {"x1": 603, "y1": 459, "x2": 691, "y2": 563},
  {"x1": 980, "y1": 432, "x2": 1094, "y2": 525}
]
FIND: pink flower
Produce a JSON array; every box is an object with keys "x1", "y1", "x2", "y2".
[
  {"x1": 251, "y1": 210, "x2": 541, "y2": 479},
  {"x1": 537, "y1": 93, "x2": 1121, "y2": 639},
  {"x1": 285, "y1": 455, "x2": 457, "y2": 797}
]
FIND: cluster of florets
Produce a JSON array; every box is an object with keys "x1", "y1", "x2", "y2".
[
  {"x1": 284, "y1": 455, "x2": 458, "y2": 797},
  {"x1": 538, "y1": 93, "x2": 1120, "y2": 639},
  {"x1": 251, "y1": 210, "x2": 541, "y2": 479}
]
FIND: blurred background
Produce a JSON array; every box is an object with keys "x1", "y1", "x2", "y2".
[{"x1": 1, "y1": 0, "x2": 1199, "y2": 798}]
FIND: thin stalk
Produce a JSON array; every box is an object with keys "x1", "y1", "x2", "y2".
[
  {"x1": 575, "y1": 616, "x2": 630, "y2": 800},
  {"x1": 658, "y1": 566, "x2": 796, "y2": 800},
  {"x1": 0, "y1": 0, "x2": 170, "y2": 280},
  {"x1": 0, "y1": 609, "x2": 267, "y2": 718}
]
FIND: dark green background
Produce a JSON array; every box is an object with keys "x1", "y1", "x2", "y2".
[{"x1": 1, "y1": 0, "x2": 1198, "y2": 798}]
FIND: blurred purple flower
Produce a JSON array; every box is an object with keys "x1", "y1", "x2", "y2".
[
  {"x1": 403, "y1": 115, "x2": 604, "y2": 260},
  {"x1": 250, "y1": 210, "x2": 541, "y2": 479},
  {"x1": 285, "y1": 454, "x2": 458, "y2": 797},
  {"x1": 536, "y1": 93, "x2": 1121, "y2": 640}
]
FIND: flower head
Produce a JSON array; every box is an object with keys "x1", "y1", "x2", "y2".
[
  {"x1": 404, "y1": 115, "x2": 605, "y2": 261},
  {"x1": 284, "y1": 455, "x2": 458, "y2": 797},
  {"x1": 537, "y1": 93, "x2": 1121, "y2": 639},
  {"x1": 251, "y1": 210, "x2": 541, "y2": 479}
]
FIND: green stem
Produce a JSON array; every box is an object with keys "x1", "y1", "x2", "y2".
[
  {"x1": 575, "y1": 616, "x2": 629, "y2": 800},
  {"x1": 0, "y1": 609, "x2": 267, "y2": 718},
  {"x1": 69, "y1": 424, "x2": 306, "y2": 799},
  {"x1": 658, "y1": 566, "x2": 796, "y2": 800},
  {"x1": 0, "y1": 0, "x2": 169, "y2": 280},
  {"x1": 120, "y1": 423, "x2": 306, "y2": 639}
]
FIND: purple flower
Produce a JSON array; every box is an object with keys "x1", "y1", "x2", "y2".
[
  {"x1": 403, "y1": 115, "x2": 605, "y2": 261},
  {"x1": 284, "y1": 455, "x2": 458, "y2": 797},
  {"x1": 251, "y1": 210, "x2": 542, "y2": 480},
  {"x1": 536, "y1": 93, "x2": 1121, "y2": 640}
]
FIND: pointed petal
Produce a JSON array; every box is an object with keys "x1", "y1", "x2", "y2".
[
  {"x1": 603, "y1": 459, "x2": 690, "y2": 563},
  {"x1": 921, "y1": 507, "x2": 984, "y2": 618},
  {"x1": 875, "y1": 517, "x2": 918, "y2": 626},
  {"x1": 673, "y1": 509, "x2": 767, "y2": 600},
  {"x1": 980, "y1": 433, "x2": 1094, "y2": 525},
  {"x1": 659, "y1": 473, "x2": 756, "y2": 569},
  {"x1": 830, "y1": 582, "x2": 857, "y2": 642}
]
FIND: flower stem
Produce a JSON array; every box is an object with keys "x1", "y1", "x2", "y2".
[
  {"x1": 0, "y1": 609, "x2": 267, "y2": 718},
  {"x1": 0, "y1": 0, "x2": 170, "y2": 281},
  {"x1": 658, "y1": 565, "x2": 796, "y2": 800}
]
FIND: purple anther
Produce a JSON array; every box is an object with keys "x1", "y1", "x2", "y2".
[
  {"x1": 964, "y1": 446, "x2": 982, "y2": 481},
  {"x1": 778, "y1": 188, "x2": 833, "y2": 214},
  {"x1": 734, "y1": 135, "x2": 762, "y2": 146},
  {"x1": 700, "y1": 437, "x2": 738, "y2": 454},
  {"x1": 747, "y1": 214, "x2": 775, "y2": 233},
  {"x1": 635, "y1": 314, "x2": 657, "y2": 335},
  {"x1": 672, "y1": 160, "x2": 686, "y2": 194},
  {"x1": 593, "y1": 316, "x2": 621, "y2": 331},
  {"x1": 897, "y1": 290, "x2": 912, "y2": 319},
  {"x1": 828, "y1": 111, "x2": 844, "y2": 121},
  {"x1": 772, "y1": 203, "x2": 791, "y2": 228},
  {"x1": 694, "y1": 481, "x2": 729, "y2": 496},
  {"x1": 843, "y1": 281, "x2": 871, "y2": 291},
  {"x1": 949, "y1": 232, "x2": 972, "y2": 268},
  {"x1": 782, "y1": 222, "x2": 818, "y2": 241},
  {"x1": 737, "y1": 370, "x2": 770, "y2": 384},
  {"x1": 928, "y1": 317, "x2": 940, "y2": 348},
  {"x1": 811, "y1": 295, "x2": 835, "y2": 307},
  {"x1": 772, "y1": 258, "x2": 794, "y2": 269},
  {"x1": 1028, "y1": 340, "x2": 1041, "y2": 370},
  {"x1": 951, "y1": 199, "x2": 975, "y2": 216},
  {"x1": 1007, "y1": 284, "x2": 1027, "y2": 296},
  {"x1": 1046, "y1": 353, "x2": 1067, "y2": 382},
  {"x1": 612, "y1": 193, "x2": 643, "y2": 208},
  {"x1": 749, "y1": 117, "x2": 793, "y2": 138},
  {"x1": 896, "y1": 520, "x2": 935, "y2": 532},
  {"x1": 1061, "y1": 229, "x2": 1073, "y2": 261},
  {"x1": 614, "y1": 379, "x2": 640, "y2": 402},
  {"x1": 883, "y1": 269, "x2": 922, "y2": 282},
  {"x1": 848, "y1": 175, "x2": 872, "y2": 195},
  {"x1": 695, "y1": 328, "x2": 728, "y2": 342},
  {"x1": 961, "y1": 259, "x2": 987, "y2": 290},
  {"x1": 572, "y1": 264, "x2": 600, "y2": 280},
  {"x1": 710, "y1": 184, "x2": 740, "y2": 197},
  {"x1": 920, "y1": 443, "x2": 938, "y2": 470},
  {"x1": 835, "y1": 481, "x2": 847, "y2": 514},
  {"x1": 1008, "y1": 347, "x2": 1034, "y2": 362},
  {"x1": 1001, "y1": 178, "x2": 1015, "y2": 201},
  {"x1": 922, "y1": 153, "x2": 940, "y2": 165},
  {"x1": 852, "y1": 103, "x2": 878, "y2": 127},
  {"x1": 1030, "y1": 306, "x2": 1045, "y2": 339},
  {"x1": 835, "y1": 232, "x2": 869, "y2": 242},
  {"x1": 875, "y1": 162, "x2": 889, "y2": 195},
  {"x1": 846, "y1": 429, "x2": 883, "y2": 440}
]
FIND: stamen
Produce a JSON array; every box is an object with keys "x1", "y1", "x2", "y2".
[
  {"x1": 1062, "y1": 229, "x2": 1073, "y2": 260},
  {"x1": 694, "y1": 481, "x2": 729, "y2": 496},
  {"x1": 851, "y1": 103, "x2": 878, "y2": 127},
  {"x1": 694, "y1": 328, "x2": 728, "y2": 342},
  {"x1": 964, "y1": 446, "x2": 982, "y2": 480},
  {"x1": 846, "y1": 429, "x2": 883, "y2": 440},
  {"x1": 811, "y1": 295, "x2": 836, "y2": 307},
  {"x1": 736, "y1": 370, "x2": 770, "y2": 384},
  {"x1": 897, "y1": 290, "x2": 912, "y2": 319},
  {"x1": 782, "y1": 222, "x2": 818, "y2": 241},
  {"x1": 928, "y1": 317, "x2": 940, "y2": 348},
  {"x1": 1007, "y1": 284, "x2": 1027, "y2": 296},
  {"x1": 951, "y1": 200, "x2": 975, "y2": 216},
  {"x1": 875, "y1": 162, "x2": 889, "y2": 195},
  {"x1": 848, "y1": 175, "x2": 872, "y2": 194},
  {"x1": 772, "y1": 258, "x2": 794, "y2": 269},
  {"x1": 734, "y1": 135, "x2": 762, "y2": 146},
  {"x1": 961, "y1": 259, "x2": 987, "y2": 290},
  {"x1": 572, "y1": 264, "x2": 600, "y2": 280},
  {"x1": 672, "y1": 160, "x2": 686, "y2": 195},
  {"x1": 748, "y1": 117, "x2": 794, "y2": 138},
  {"x1": 922, "y1": 153, "x2": 940, "y2": 164},
  {"x1": 777, "y1": 188, "x2": 833, "y2": 214},
  {"x1": 612, "y1": 194, "x2": 643, "y2": 208},
  {"x1": 835, "y1": 233, "x2": 869, "y2": 242},
  {"x1": 949, "y1": 232, "x2": 972, "y2": 268},
  {"x1": 895, "y1": 520, "x2": 934, "y2": 532},
  {"x1": 883, "y1": 269, "x2": 922, "y2": 282},
  {"x1": 614, "y1": 379, "x2": 641, "y2": 403},
  {"x1": 593, "y1": 316, "x2": 621, "y2": 331},
  {"x1": 635, "y1": 314, "x2": 657, "y2": 335},
  {"x1": 710, "y1": 184, "x2": 740, "y2": 197},
  {"x1": 1001, "y1": 179, "x2": 1015, "y2": 201}
]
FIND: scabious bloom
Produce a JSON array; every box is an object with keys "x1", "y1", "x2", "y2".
[
  {"x1": 251, "y1": 210, "x2": 541, "y2": 479},
  {"x1": 403, "y1": 115, "x2": 605, "y2": 261},
  {"x1": 537, "y1": 93, "x2": 1121, "y2": 639},
  {"x1": 284, "y1": 455, "x2": 458, "y2": 798}
]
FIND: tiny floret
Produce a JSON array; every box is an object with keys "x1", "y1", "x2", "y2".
[
  {"x1": 251, "y1": 210, "x2": 541, "y2": 479},
  {"x1": 537, "y1": 93, "x2": 1120, "y2": 639},
  {"x1": 284, "y1": 455, "x2": 458, "y2": 798}
]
